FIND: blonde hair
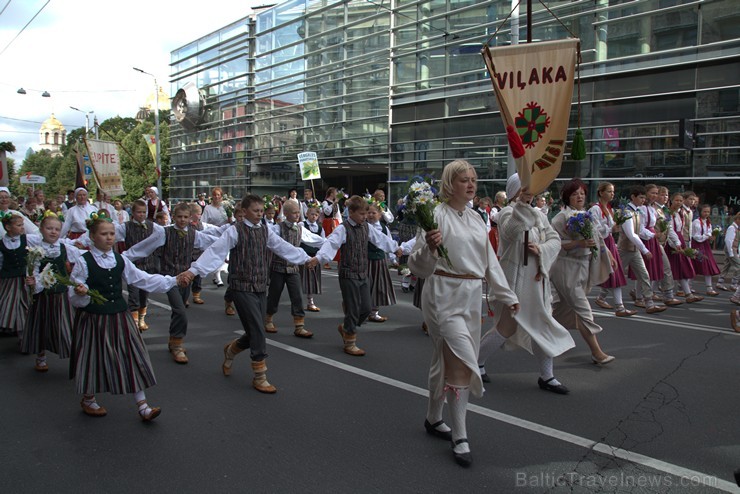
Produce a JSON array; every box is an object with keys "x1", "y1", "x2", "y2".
[{"x1": 439, "y1": 159, "x2": 476, "y2": 201}]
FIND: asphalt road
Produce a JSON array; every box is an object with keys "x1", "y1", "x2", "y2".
[{"x1": 1, "y1": 268, "x2": 739, "y2": 493}]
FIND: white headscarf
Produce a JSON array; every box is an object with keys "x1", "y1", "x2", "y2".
[
  {"x1": 505, "y1": 173, "x2": 521, "y2": 203},
  {"x1": 0, "y1": 187, "x2": 9, "y2": 195},
  {"x1": 149, "y1": 186, "x2": 159, "y2": 197}
]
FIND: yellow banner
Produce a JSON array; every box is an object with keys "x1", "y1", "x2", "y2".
[
  {"x1": 482, "y1": 39, "x2": 578, "y2": 194},
  {"x1": 143, "y1": 134, "x2": 160, "y2": 178}
]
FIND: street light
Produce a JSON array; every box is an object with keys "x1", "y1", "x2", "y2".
[
  {"x1": 69, "y1": 106, "x2": 95, "y2": 137},
  {"x1": 133, "y1": 66, "x2": 161, "y2": 194},
  {"x1": 17, "y1": 87, "x2": 50, "y2": 97}
]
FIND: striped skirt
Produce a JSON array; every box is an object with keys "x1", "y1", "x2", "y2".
[
  {"x1": 369, "y1": 258, "x2": 396, "y2": 307},
  {"x1": 397, "y1": 221, "x2": 418, "y2": 268},
  {"x1": 666, "y1": 238, "x2": 696, "y2": 280},
  {"x1": 70, "y1": 310, "x2": 156, "y2": 395},
  {"x1": 300, "y1": 264, "x2": 322, "y2": 295},
  {"x1": 599, "y1": 234, "x2": 627, "y2": 288},
  {"x1": 0, "y1": 276, "x2": 30, "y2": 336},
  {"x1": 413, "y1": 277, "x2": 425, "y2": 309},
  {"x1": 21, "y1": 291, "x2": 74, "y2": 357},
  {"x1": 692, "y1": 239, "x2": 720, "y2": 276}
]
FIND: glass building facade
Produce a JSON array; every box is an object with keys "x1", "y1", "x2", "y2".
[{"x1": 170, "y1": 0, "x2": 739, "y2": 211}]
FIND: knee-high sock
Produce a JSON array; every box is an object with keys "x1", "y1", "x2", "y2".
[
  {"x1": 680, "y1": 279, "x2": 692, "y2": 294},
  {"x1": 532, "y1": 342, "x2": 559, "y2": 385},
  {"x1": 478, "y1": 329, "x2": 507, "y2": 369},
  {"x1": 134, "y1": 390, "x2": 146, "y2": 404},
  {"x1": 426, "y1": 392, "x2": 450, "y2": 431},
  {"x1": 705, "y1": 275, "x2": 713, "y2": 289},
  {"x1": 612, "y1": 288, "x2": 624, "y2": 306},
  {"x1": 446, "y1": 384, "x2": 470, "y2": 453}
]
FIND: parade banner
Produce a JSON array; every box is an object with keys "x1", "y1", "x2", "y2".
[
  {"x1": 297, "y1": 152, "x2": 321, "y2": 180},
  {"x1": 142, "y1": 134, "x2": 160, "y2": 178},
  {"x1": 482, "y1": 39, "x2": 578, "y2": 194},
  {"x1": 84, "y1": 138, "x2": 126, "y2": 196}
]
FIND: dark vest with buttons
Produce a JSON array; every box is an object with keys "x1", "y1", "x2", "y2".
[
  {"x1": 81, "y1": 251, "x2": 127, "y2": 314},
  {"x1": 0, "y1": 235, "x2": 27, "y2": 278},
  {"x1": 272, "y1": 222, "x2": 301, "y2": 274},
  {"x1": 301, "y1": 221, "x2": 323, "y2": 256},
  {"x1": 339, "y1": 222, "x2": 369, "y2": 280},
  {"x1": 40, "y1": 244, "x2": 68, "y2": 294},
  {"x1": 160, "y1": 226, "x2": 195, "y2": 276},
  {"x1": 124, "y1": 220, "x2": 156, "y2": 272},
  {"x1": 367, "y1": 223, "x2": 388, "y2": 261},
  {"x1": 229, "y1": 222, "x2": 268, "y2": 292}
]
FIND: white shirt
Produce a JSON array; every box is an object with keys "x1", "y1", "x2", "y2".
[
  {"x1": 724, "y1": 223, "x2": 738, "y2": 257},
  {"x1": 637, "y1": 204, "x2": 656, "y2": 240},
  {"x1": 621, "y1": 203, "x2": 649, "y2": 255},
  {"x1": 94, "y1": 201, "x2": 114, "y2": 213},
  {"x1": 315, "y1": 218, "x2": 399, "y2": 265},
  {"x1": 202, "y1": 204, "x2": 230, "y2": 227},
  {"x1": 0, "y1": 210, "x2": 39, "y2": 238},
  {"x1": 30, "y1": 239, "x2": 85, "y2": 294},
  {"x1": 268, "y1": 222, "x2": 326, "y2": 247},
  {"x1": 321, "y1": 199, "x2": 343, "y2": 223},
  {"x1": 588, "y1": 203, "x2": 614, "y2": 239},
  {"x1": 69, "y1": 246, "x2": 177, "y2": 308},
  {"x1": 692, "y1": 218, "x2": 713, "y2": 243},
  {"x1": 61, "y1": 203, "x2": 98, "y2": 238},
  {"x1": 122, "y1": 225, "x2": 220, "y2": 262},
  {"x1": 113, "y1": 221, "x2": 165, "y2": 243},
  {"x1": 113, "y1": 209, "x2": 130, "y2": 225}
]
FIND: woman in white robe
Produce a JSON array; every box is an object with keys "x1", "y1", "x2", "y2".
[
  {"x1": 409, "y1": 160, "x2": 519, "y2": 468},
  {"x1": 550, "y1": 179, "x2": 615, "y2": 365},
  {"x1": 478, "y1": 174, "x2": 575, "y2": 394}
]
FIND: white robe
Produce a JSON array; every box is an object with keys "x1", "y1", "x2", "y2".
[
  {"x1": 489, "y1": 202, "x2": 574, "y2": 358},
  {"x1": 409, "y1": 203, "x2": 518, "y2": 399}
]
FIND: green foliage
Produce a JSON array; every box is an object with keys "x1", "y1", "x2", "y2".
[{"x1": 0, "y1": 142, "x2": 17, "y2": 153}]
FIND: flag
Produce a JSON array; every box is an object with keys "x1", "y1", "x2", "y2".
[
  {"x1": 142, "y1": 134, "x2": 160, "y2": 178},
  {"x1": 482, "y1": 39, "x2": 578, "y2": 194},
  {"x1": 74, "y1": 144, "x2": 86, "y2": 189},
  {"x1": 84, "y1": 138, "x2": 126, "y2": 196},
  {"x1": 297, "y1": 152, "x2": 321, "y2": 180}
]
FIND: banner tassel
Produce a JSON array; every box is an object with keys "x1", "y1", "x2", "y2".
[
  {"x1": 570, "y1": 128, "x2": 586, "y2": 160},
  {"x1": 506, "y1": 125, "x2": 525, "y2": 159}
]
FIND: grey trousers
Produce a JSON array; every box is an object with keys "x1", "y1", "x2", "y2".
[
  {"x1": 166, "y1": 285, "x2": 190, "y2": 338},
  {"x1": 127, "y1": 285, "x2": 149, "y2": 312},
  {"x1": 658, "y1": 244, "x2": 675, "y2": 295},
  {"x1": 619, "y1": 248, "x2": 653, "y2": 300},
  {"x1": 339, "y1": 277, "x2": 371, "y2": 334},
  {"x1": 232, "y1": 291, "x2": 268, "y2": 361},
  {"x1": 267, "y1": 271, "x2": 304, "y2": 317}
]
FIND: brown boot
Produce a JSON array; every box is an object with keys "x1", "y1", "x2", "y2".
[
  {"x1": 338, "y1": 324, "x2": 365, "y2": 356},
  {"x1": 264, "y1": 313, "x2": 277, "y2": 333},
  {"x1": 138, "y1": 307, "x2": 149, "y2": 331},
  {"x1": 251, "y1": 360, "x2": 277, "y2": 393},
  {"x1": 131, "y1": 310, "x2": 140, "y2": 331},
  {"x1": 168, "y1": 336, "x2": 189, "y2": 364},
  {"x1": 192, "y1": 291, "x2": 204, "y2": 304},
  {"x1": 225, "y1": 301, "x2": 236, "y2": 316},
  {"x1": 293, "y1": 316, "x2": 313, "y2": 338},
  {"x1": 222, "y1": 339, "x2": 244, "y2": 376}
]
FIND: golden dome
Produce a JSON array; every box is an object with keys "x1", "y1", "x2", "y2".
[
  {"x1": 40, "y1": 113, "x2": 66, "y2": 132},
  {"x1": 145, "y1": 87, "x2": 170, "y2": 111}
]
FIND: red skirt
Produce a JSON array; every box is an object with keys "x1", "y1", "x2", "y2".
[
  {"x1": 489, "y1": 225, "x2": 499, "y2": 254},
  {"x1": 692, "y1": 239, "x2": 720, "y2": 276},
  {"x1": 666, "y1": 238, "x2": 696, "y2": 280},
  {"x1": 322, "y1": 218, "x2": 341, "y2": 262},
  {"x1": 599, "y1": 234, "x2": 627, "y2": 288},
  {"x1": 629, "y1": 230, "x2": 663, "y2": 281}
]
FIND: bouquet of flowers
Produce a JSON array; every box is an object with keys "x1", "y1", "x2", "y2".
[
  {"x1": 305, "y1": 198, "x2": 320, "y2": 209},
  {"x1": 38, "y1": 264, "x2": 108, "y2": 304},
  {"x1": 566, "y1": 210, "x2": 598, "y2": 256},
  {"x1": 336, "y1": 189, "x2": 347, "y2": 202},
  {"x1": 26, "y1": 246, "x2": 46, "y2": 277},
  {"x1": 263, "y1": 195, "x2": 277, "y2": 211},
  {"x1": 711, "y1": 227, "x2": 721, "y2": 238},
  {"x1": 655, "y1": 217, "x2": 669, "y2": 233},
  {"x1": 222, "y1": 193, "x2": 237, "y2": 219},
  {"x1": 673, "y1": 247, "x2": 704, "y2": 262},
  {"x1": 399, "y1": 265, "x2": 411, "y2": 277},
  {"x1": 404, "y1": 179, "x2": 452, "y2": 268},
  {"x1": 612, "y1": 203, "x2": 633, "y2": 226}
]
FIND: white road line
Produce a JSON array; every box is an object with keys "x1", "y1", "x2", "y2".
[{"x1": 267, "y1": 338, "x2": 737, "y2": 493}]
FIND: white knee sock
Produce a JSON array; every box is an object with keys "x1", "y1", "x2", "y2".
[
  {"x1": 680, "y1": 279, "x2": 691, "y2": 294},
  {"x1": 478, "y1": 329, "x2": 507, "y2": 371},
  {"x1": 445, "y1": 384, "x2": 470, "y2": 453},
  {"x1": 532, "y1": 342, "x2": 560, "y2": 385},
  {"x1": 705, "y1": 276, "x2": 713, "y2": 290},
  {"x1": 426, "y1": 393, "x2": 450, "y2": 431},
  {"x1": 612, "y1": 288, "x2": 623, "y2": 306}
]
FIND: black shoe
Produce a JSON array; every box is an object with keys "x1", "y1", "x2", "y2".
[
  {"x1": 216, "y1": 282, "x2": 224, "y2": 287},
  {"x1": 481, "y1": 372, "x2": 490, "y2": 383},
  {"x1": 538, "y1": 377, "x2": 570, "y2": 395},
  {"x1": 452, "y1": 439, "x2": 472, "y2": 468},
  {"x1": 424, "y1": 419, "x2": 452, "y2": 441}
]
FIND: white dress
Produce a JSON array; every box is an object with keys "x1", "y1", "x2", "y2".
[
  {"x1": 409, "y1": 203, "x2": 518, "y2": 399},
  {"x1": 491, "y1": 202, "x2": 575, "y2": 358},
  {"x1": 202, "y1": 204, "x2": 230, "y2": 227}
]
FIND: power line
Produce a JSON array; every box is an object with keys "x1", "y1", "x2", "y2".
[
  {"x1": 0, "y1": 0, "x2": 13, "y2": 18},
  {"x1": 0, "y1": 0, "x2": 51, "y2": 57}
]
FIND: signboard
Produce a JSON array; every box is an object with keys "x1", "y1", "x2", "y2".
[
  {"x1": 298, "y1": 152, "x2": 321, "y2": 180},
  {"x1": 84, "y1": 139, "x2": 126, "y2": 196},
  {"x1": 20, "y1": 174, "x2": 46, "y2": 184}
]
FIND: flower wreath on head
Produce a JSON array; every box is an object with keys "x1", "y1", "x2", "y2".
[
  {"x1": 0, "y1": 210, "x2": 19, "y2": 220},
  {"x1": 43, "y1": 210, "x2": 59, "y2": 219},
  {"x1": 262, "y1": 195, "x2": 276, "y2": 210},
  {"x1": 89, "y1": 211, "x2": 113, "y2": 223}
]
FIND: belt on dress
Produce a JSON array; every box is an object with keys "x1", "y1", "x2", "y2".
[{"x1": 434, "y1": 270, "x2": 482, "y2": 280}]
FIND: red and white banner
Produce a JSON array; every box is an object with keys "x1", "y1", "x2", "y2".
[
  {"x1": 84, "y1": 138, "x2": 126, "y2": 196},
  {"x1": 482, "y1": 39, "x2": 578, "y2": 194}
]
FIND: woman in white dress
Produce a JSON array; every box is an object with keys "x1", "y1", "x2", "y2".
[
  {"x1": 201, "y1": 187, "x2": 230, "y2": 227},
  {"x1": 409, "y1": 160, "x2": 519, "y2": 468},
  {"x1": 478, "y1": 174, "x2": 575, "y2": 394},
  {"x1": 550, "y1": 179, "x2": 615, "y2": 365}
]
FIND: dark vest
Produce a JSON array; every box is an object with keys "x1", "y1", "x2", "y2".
[
  {"x1": 0, "y1": 235, "x2": 27, "y2": 278},
  {"x1": 301, "y1": 221, "x2": 323, "y2": 256},
  {"x1": 229, "y1": 222, "x2": 268, "y2": 292},
  {"x1": 146, "y1": 199, "x2": 164, "y2": 221},
  {"x1": 160, "y1": 227, "x2": 195, "y2": 276},
  {"x1": 191, "y1": 220, "x2": 205, "y2": 261},
  {"x1": 272, "y1": 222, "x2": 301, "y2": 274},
  {"x1": 81, "y1": 251, "x2": 127, "y2": 314},
  {"x1": 124, "y1": 220, "x2": 156, "y2": 272},
  {"x1": 339, "y1": 222, "x2": 369, "y2": 280},
  {"x1": 40, "y1": 244, "x2": 68, "y2": 294},
  {"x1": 368, "y1": 223, "x2": 389, "y2": 261}
]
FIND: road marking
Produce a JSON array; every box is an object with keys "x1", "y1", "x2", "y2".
[{"x1": 267, "y1": 338, "x2": 737, "y2": 493}]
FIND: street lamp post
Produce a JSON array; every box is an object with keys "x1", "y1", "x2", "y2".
[
  {"x1": 133, "y1": 67, "x2": 162, "y2": 194},
  {"x1": 69, "y1": 106, "x2": 94, "y2": 136}
]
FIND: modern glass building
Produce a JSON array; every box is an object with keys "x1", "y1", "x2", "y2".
[{"x1": 169, "y1": 0, "x2": 739, "y2": 210}]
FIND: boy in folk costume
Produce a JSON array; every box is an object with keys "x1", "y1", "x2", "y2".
[
  {"x1": 652, "y1": 186, "x2": 683, "y2": 306},
  {"x1": 123, "y1": 202, "x2": 220, "y2": 364},
  {"x1": 187, "y1": 202, "x2": 222, "y2": 305},
  {"x1": 178, "y1": 194, "x2": 318, "y2": 393},
  {"x1": 264, "y1": 201, "x2": 324, "y2": 338},
  {"x1": 115, "y1": 199, "x2": 164, "y2": 331},
  {"x1": 300, "y1": 205, "x2": 324, "y2": 311},
  {"x1": 315, "y1": 195, "x2": 403, "y2": 356},
  {"x1": 630, "y1": 184, "x2": 669, "y2": 306},
  {"x1": 617, "y1": 186, "x2": 666, "y2": 314},
  {"x1": 717, "y1": 212, "x2": 740, "y2": 291}
]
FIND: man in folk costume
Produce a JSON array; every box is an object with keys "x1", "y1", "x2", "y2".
[
  {"x1": 651, "y1": 186, "x2": 683, "y2": 306},
  {"x1": 60, "y1": 188, "x2": 98, "y2": 240},
  {"x1": 617, "y1": 186, "x2": 666, "y2": 314},
  {"x1": 717, "y1": 212, "x2": 740, "y2": 291},
  {"x1": 145, "y1": 186, "x2": 169, "y2": 224}
]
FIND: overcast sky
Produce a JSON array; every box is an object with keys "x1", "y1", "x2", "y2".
[{"x1": 0, "y1": 0, "x2": 260, "y2": 163}]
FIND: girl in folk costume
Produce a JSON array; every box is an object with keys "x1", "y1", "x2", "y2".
[
  {"x1": 145, "y1": 186, "x2": 169, "y2": 224},
  {"x1": 550, "y1": 179, "x2": 615, "y2": 365},
  {"x1": 651, "y1": 186, "x2": 684, "y2": 306},
  {"x1": 300, "y1": 205, "x2": 324, "y2": 312},
  {"x1": 590, "y1": 182, "x2": 637, "y2": 317},
  {"x1": 372, "y1": 189, "x2": 394, "y2": 224},
  {"x1": 408, "y1": 160, "x2": 519, "y2": 468},
  {"x1": 692, "y1": 204, "x2": 721, "y2": 295},
  {"x1": 666, "y1": 193, "x2": 703, "y2": 303},
  {"x1": 22, "y1": 213, "x2": 84, "y2": 371},
  {"x1": 717, "y1": 212, "x2": 740, "y2": 291},
  {"x1": 366, "y1": 201, "x2": 400, "y2": 322},
  {"x1": 629, "y1": 184, "x2": 665, "y2": 295},
  {"x1": 0, "y1": 212, "x2": 31, "y2": 339},
  {"x1": 0, "y1": 187, "x2": 39, "y2": 237},
  {"x1": 320, "y1": 187, "x2": 343, "y2": 267},
  {"x1": 69, "y1": 213, "x2": 179, "y2": 420},
  {"x1": 60, "y1": 188, "x2": 97, "y2": 240},
  {"x1": 478, "y1": 174, "x2": 575, "y2": 394}
]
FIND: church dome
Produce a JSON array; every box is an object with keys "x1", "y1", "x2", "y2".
[{"x1": 40, "y1": 113, "x2": 66, "y2": 132}]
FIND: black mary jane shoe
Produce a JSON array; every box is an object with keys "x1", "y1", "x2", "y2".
[
  {"x1": 538, "y1": 377, "x2": 570, "y2": 395},
  {"x1": 424, "y1": 419, "x2": 452, "y2": 441},
  {"x1": 452, "y1": 439, "x2": 473, "y2": 468}
]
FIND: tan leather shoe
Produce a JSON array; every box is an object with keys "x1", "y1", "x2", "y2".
[
  {"x1": 595, "y1": 298, "x2": 613, "y2": 310},
  {"x1": 222, "y1": 339, "x2": 243, "y2": 376},
  {"x1": 192, "y1": 292, "x2": 204, "y2": 304},
  {"x1": 251, "y1": 360, "x2": 277, "y2": 393},
  {"x1": 168, "y1": 337, "x2": 189, "y2": 364},
  {"x1": 664, "y1": 298, "x2": 683, "y2": 306},
  {"x1": 615, "y1": 307, "x2": 637, "y2": 317},
  {"x1": 686, "y1": 294, "x2": 704, "y2": 303},
  {"x1": 264, "y1": 314, "x2": 277, "y2": 333},
  {"x1": 225, "y1": 301, "x2": 236, "y2": 316},
  {"x1": 646, "y1": 305, "x2": 667, "y2": 314},
  {"x1": 80, "y1": 399, "x2": 107, "y2": 417}
]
